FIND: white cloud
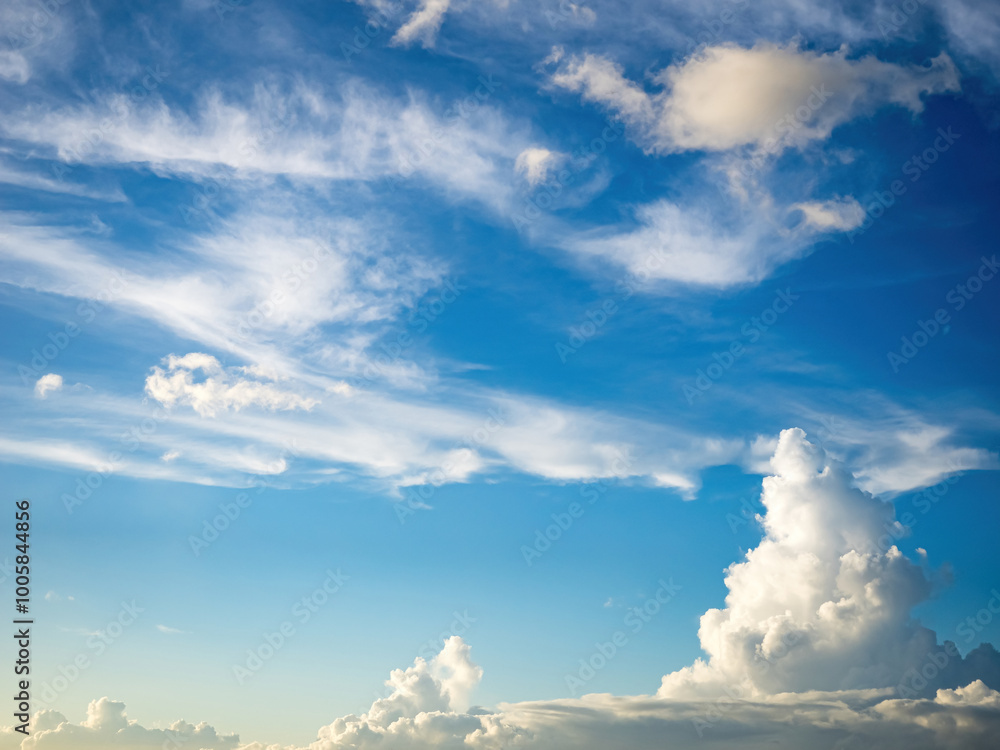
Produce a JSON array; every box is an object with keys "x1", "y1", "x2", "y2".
[
  {"x1": 560, "y1": 199, "x2": 786, "y2": 287},
  {"x1": 397, "y1": 447, "x2": 487, "y2": 487},
  {"x1": 392, "y1": 0, "x2": 452, "y2": 48},
  {"x1": 937, "y1": 0, "x2": 1000, "y2": 78},
  {"x1": 0, "y1": 436, "x2": 112, "y2": 474},
  {"x1": 658, "y1": 428, "x2": 998, "y2": 699},
  {"x1": 792, "y1": 197, "x2": 866, "y2": 231},
  {"x1": 3, "y1": 350, "x2": 994, "y2": 500},
  {"x1": 0, "y1": 81, "x2": 523, "y2": 211},
  {"x1": 5, "y1": 431, "x2": 1000, "y2": 748},
  {"x1": 145, "y1": 353, "x2": 319, "y2": 418},
  {"x1": 483, "y1": 395, "x2": 740, "y2": 495},
  {"x1": 0, "y1": 0, "x2": 76, "y2": 85},
  {"x1": 0, "y1": 210, "x2": 443, "y2": 379},
  {"x1": 0, "y1": 367, "x2": 733, "y2": 493},
  {"x1": 783, "y1": 400, "x2": 999, "y2": 496},
  {"x1": 541, "y1": 44, "x2": 951, "y2": 289},
  {"x1": 0, "y1": 160, "x2": 126, "y2": 202},
  {"x1": 0, "y1": 51, "x2": 29, "y2": 84},
  {"x1": 549, "y1": 47, "x2": 655, "y2": 124},
  {"x1": 552, "y1": 174, "x2": 872, "y2": 287},
  {"x1": 514, "y1": 147, "x2": 565, "y2": 186},
  {"x1": 557, "y1": 3, "x2": 596, "y2": 26},
  {"x1": 853, "y1": 426, "x2": 994, "y2": 496},
  {"x1": 33, "y1": 373, "x2": 63, "y2": 399},
  {"x1": 549, "y1": 42, "x2": 960, "y2": 154},
  {"x1": 11, "y1": 648, "x2": 1000, "y2": 750},
  {"x1": 6, "y1": 697, "x2": 239, "y2": 749},
  {"x1": 0, "y1": 433, "x2": 231, "y2": 487},
  {"x1": 545, "y1": 42, "x2": 959, "y2": 289}
]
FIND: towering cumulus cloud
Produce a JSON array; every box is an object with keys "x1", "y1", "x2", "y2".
[
  {"x1": 660, "y1": 427, "x2": 1000, "y2": 699},
  {"x1": 8, "y1": 430, "x2": 999, "y2": 749}
]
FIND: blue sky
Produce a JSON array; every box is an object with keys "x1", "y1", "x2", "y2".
[{"x1": 1, "y1": 0, "x2": 1000, "y2": 748}]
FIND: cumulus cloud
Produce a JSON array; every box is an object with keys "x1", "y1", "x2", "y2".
[
  {"x1": 145, "y1": 353, "x2": 319, "y2": 417},
  {"x1": 33, "y1": 373, "x2": 63, "y2": 398},
  {"x1": 10, "y1": 649, "x2": 1000, "y2": 749},
  {"x1": 302, "y1": 431, "x2": 1000, "y2": 748},
  {"x1": 309, "y1": 635, "x2": 505, "y2": 749},
  {"x1": 5, "y1": 697, "x2": 240, "y2": 750},
  {"x1": 658, "y1": 428, "x2": 1000, "y2": 699},
  {"x1": 9, "y1": 687, "x2": 1000, "y2": 749},
  {"x1": 549, "y1": 42, "x2": 960, "y2": 154}
]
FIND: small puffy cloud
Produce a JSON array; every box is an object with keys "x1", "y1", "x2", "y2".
[
  {"x1": 549, "y1": 42, "x2": 960, "y2": 154},
  {"x1": 145, "y1": 353, "x2": 319, "y2": 418},
  {"x1": 391, "y1": 0, "x2": 452, "y2": 48},
  {"x1": 792, "y1": 197, "x2": 866, "y2": 231},
  {"x1": 515, "y1": 147, "x2": 565, "y2": 186},
  {"x1": 34, "y1": 373, "x2": 63, "y2": 399},
  {"x1": 156, "y1": 624, "x2": 186, "y2": 634}
]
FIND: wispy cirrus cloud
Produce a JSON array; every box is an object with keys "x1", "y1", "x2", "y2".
[
  {"x1": 391, "y1": 0, "x2": 452, "y2": 48},
  {"x1": 0, "y1": 80, "x2": 525, "y2": 211}
]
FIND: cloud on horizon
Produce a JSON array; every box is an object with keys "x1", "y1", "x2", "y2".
[{"x1": 6, "y1": 430, "x2": 999, "y2": 749}]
